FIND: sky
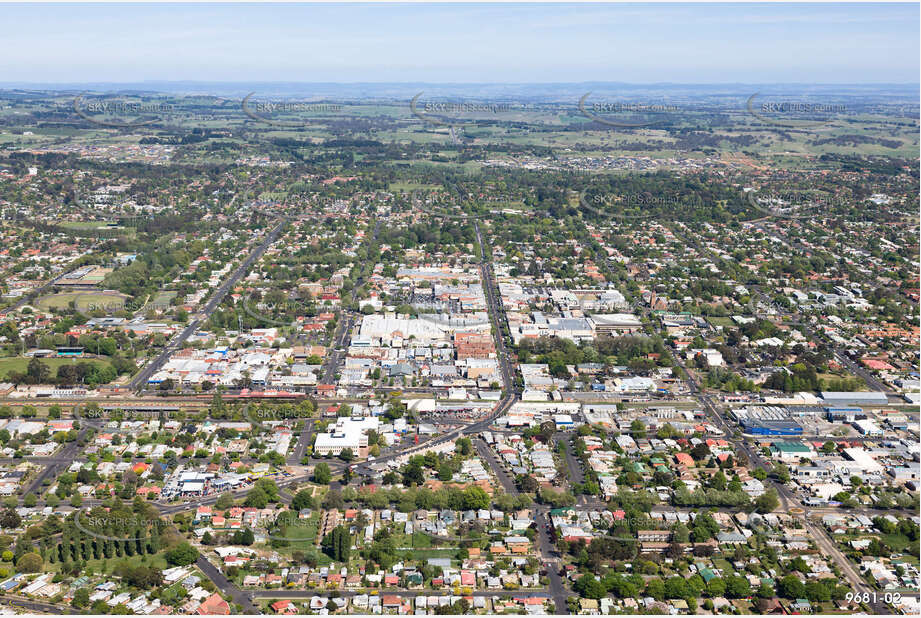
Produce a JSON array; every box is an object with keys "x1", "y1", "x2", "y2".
[{"x1": 0, "y1": 2, "x2": 917, "y2": 84}]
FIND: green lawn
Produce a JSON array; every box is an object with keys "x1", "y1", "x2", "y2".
[
  {"x1": 35, "y1": 291, "x2": 128, "y2": 312},
  {"x1": 0, "y1": 356, "x2": 115, "y2": 380},
  {"x1": 397, "y1": 548, "x2": 458, "y2": 560},
  {"x1": 48, "y1": 550, "x2": 169, "y2": 575},
  {"x1": 261, "y1": 512, "x2": 331, "y2": 565},
  {"x1": 881, "y1": 533, "x2": 919, "y2": 555},
  {"x1": 150, "y1": 291, "x2": 178, "y2": 307},
  {"x1": 391, "y1": 531, "x2": 434, "y2": 549},
  {"x1": 387, "y1": 182, "x2": 440, "y2": 192}
]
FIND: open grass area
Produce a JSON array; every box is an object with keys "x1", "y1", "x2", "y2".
[
  {"x1": 387, "y1": 181, "x2": 440, "y2": 192},
  {"x1": 0, "y1": 356, "x2": 115, "y2": 380},
  {"x1": 397, "y1": 548, "x2": 458, "y2": 560},
  {"x1": 151, "y1": 291, "x2": 178, "y2": 307},
  {"x1": 34, "y1": 291, "x2": 129, "y2": 312},
  {"x1": 47, "y1": 550, "x2": 170, "y2": 575},
  {"x1": 261, "y1": 511, "x2": 331, "y2": 565},
  {"x1": 881, "y1": 532, "x2": 920, "y2": 555},
  {"x1": 390, "y1": 532, "x2": 434, "y2": 549},
  {"x1": 711, "y1": 557, "x2": 734, "y2": 573}
]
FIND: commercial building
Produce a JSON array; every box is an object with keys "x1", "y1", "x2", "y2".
[
  {"x1": 314, "y1": 416, "x2": 380, "y2": 457},
  {"x1": 820, "y1": 391, "x2": 888, "y2": 406}
]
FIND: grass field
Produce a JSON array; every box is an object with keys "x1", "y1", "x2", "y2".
[
  {"x1": 397, "y1": 548, "x2": 458, "y2": 560},
  {"x1": 35, "y1": 291, "x2": 128, "y2": 312},
  {"x1": 47, "y1": 549, "x2": 169, "y2": 574},
  {"x1": 711, "y1": 557, "x2": 734, "y2": 573},
  {"x1": 388, "y1": 182, "x2": 440, "y2": 192},
  {"x1": 0, "y1": 356, "x2": 114, "y2": 380},
  {"x1": 151, "y1": 291, "x2": 178, "y2": 306},
  {"x1": 390, "y1": 532, "x2": 434, "y2": 549},
  {"x1": 263, "y1": 511, "x2": 331, "y2": 565}
]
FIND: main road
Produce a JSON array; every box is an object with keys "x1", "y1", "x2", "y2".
[
  {"x1": 196, "y1": 555, "x2": 259, "y2": 614},
  {"x1": 130, "y1": 218, "x2": 289, "y2": 391},
  {"x1": 473, "y1": 438, "x2": 569, "y2": 612},
  {"x1": 670, "y1": 344, "x2": 888, "y2": 613},
  {"x1": 351, "y1": 220, "x2": 518, "y2": 474}
]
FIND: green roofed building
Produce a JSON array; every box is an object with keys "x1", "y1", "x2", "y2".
[
  {"x1": 770, "y1": 441, "x2": 812, "y2": 460},
  {"x1": 698, "y1": 567, "x2": 717, "y2": 583}
]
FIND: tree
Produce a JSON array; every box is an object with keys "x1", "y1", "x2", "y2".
[
  {"x1": 754, "y1": 489, "x2": 780, "y2": 513},
  {"x1": 690, "y1": 443, "x2": 710, "y2": 461},
  {"x1": 314, "y1": 462, "x2": 332, "y2": 485},
  {"x1": 461, "y1": 486, "x2": 490, "y2": 510},
  {"x1": 165, "y1": 542, "x2": 199, "y2": 566},
  {"x1": 805, "y1": 581, "x2": 832, "y2": 603},
  {"x1": 232, "y1": 527, "x2": 255, "y2": 546},
  {"x1": 401, "y1": 462, "x2": 425, "y2": 487},
  {"x1": 72, "y1": 587, "x2": 90, "y2": 608},
  {"x1": 724, "y1": 575, "x2": 751, "y2": 599},
  {"x1": 322, "y1": 525, "x2": 351, "y2": 562},
  {"x1": 777, "y1": 575, "x2": 805, "y2": 599},
  {"x1": 15, "y1": 552, "x2": 42, "y2": 572},
  {"x1": 27, "y1": 358, "x2": 51, "y2": 384},
  {"x1": 706, "y1": 577, "x2": 726, "y2": 598},
  {"x1": 629, "y1": 420, "x2": 646, "y2": 439},
  {"x1": 0, "y1": 508, "x2": 20, "y2": 529},
  {"x1": 338, "y1": 448, "x2": 354, "y2": 462},
  {"x1": 672, "y1": 522, "x2": 690, "y2": 543},
  {"x1": 456, "y1": 437, "x2": 472, "y2": 456},
  {"x1": 772, "y1": 463, "x2": 790, "y2": 483},
  {"x1": 244, "y1": 486, "x2": 268, "y2": 508},
  {"x1": 645, "y1": 578, "x2": 665, "y2": 601},
  {"x1": 322, "y1": 490, "x2": 344, "y2": 510},
  {"x1": 22, "y1": 494, "x2": 37, "y2": 508},
  {"x1": 516, "y1": 474, "x2": 539, "y2": 493},
  {"x1": 574, "y1": 574, "x2": 607, "y2": 599},
  {"x1": 691, "y1": 525, "x2": 712, "y2": 543},
  {"x1": 666, "y1": 542, "x2": 683, "y2": 560},
  {"x1": 292, "y1": 489, "x2": 315, "y2": 511},
  {"x1": 215, "y1": 493, "x2": 234, "y2": 510}
]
